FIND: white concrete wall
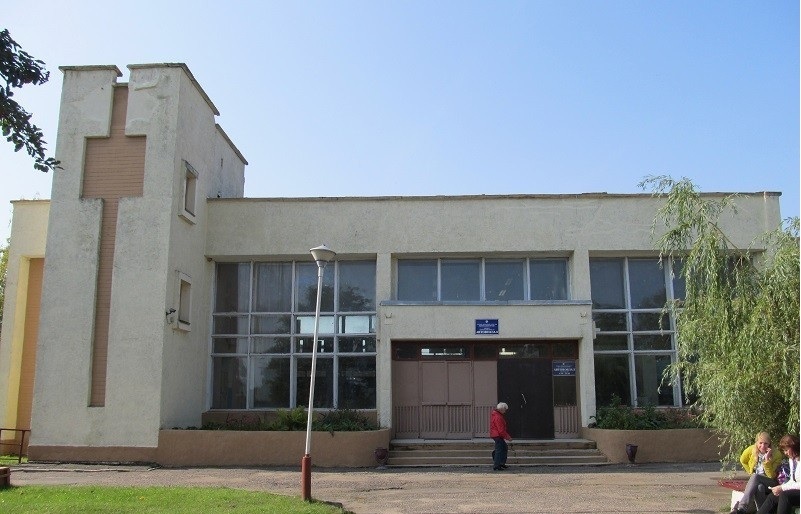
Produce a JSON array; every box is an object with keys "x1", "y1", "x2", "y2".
[
  {"x1": 30, "y1": 63, "x2": 245, "y2": 449},
  {"x1": 0, "y1": 201, "x2": 49, "y2": 428}
]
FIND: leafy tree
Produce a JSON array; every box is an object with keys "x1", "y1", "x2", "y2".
[
  {"x1": 0, "y1": 239, "x2": 7, "y2": 331},
  {"x1": 641, "y1": 175, "x2": 800, "y2": 465},
  {"x1": 0, "y1": 28, "x2": 59, "y2": 172}
]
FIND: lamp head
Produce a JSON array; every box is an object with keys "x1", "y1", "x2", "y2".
[{"x1": 309, "y1": 245, "x2": 336, "y2": 266}]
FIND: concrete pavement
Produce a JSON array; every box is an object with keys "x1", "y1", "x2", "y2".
[{"x1": 6, "y1": 461, "x2": 735, "y2": 513}]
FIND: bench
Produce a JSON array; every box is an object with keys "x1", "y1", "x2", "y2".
[{"x1": 719, "y1": 478, "x2": 800, "y2": 514}]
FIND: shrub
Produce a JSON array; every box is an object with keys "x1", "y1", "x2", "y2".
[
  {"x1": 265, "y1": 407, "x2": 308, "y2": 431},
  {"x1": 590, "y1": 395, "x2": 702, "y2": 430},
  {"x1": 313, "y1": 409, "x2": 378, "y2": 433}
]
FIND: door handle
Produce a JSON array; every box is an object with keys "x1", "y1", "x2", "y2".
[{"x1": 520, "y1": 393, "x2": 527, "y2": 405}]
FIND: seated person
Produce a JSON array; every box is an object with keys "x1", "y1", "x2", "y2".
[
  {"x1": 757, "y1": 434, "x2": 800, "y2": 514},
  {"x1": 731, "y1": 431, "x2": 783, "y2": 514}
]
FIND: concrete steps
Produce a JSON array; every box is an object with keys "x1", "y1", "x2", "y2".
[{"x1": 387, "y1": 439, "x2": 608, "y2": 467}]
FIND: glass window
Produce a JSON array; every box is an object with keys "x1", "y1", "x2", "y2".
[
  {"x1": 485, "y1": 260, "x2": 525, "y2": 301},
  {"x1": 671, "y1": 258, "x2": 686, "y2": 301},
  {"x1": 215, "y1": 263, "x2": 250, "y2": 312},
  {"x1": 338, "y1": 357, "x2": 376, "y2": 409},
  {"x1": 593, "y1": 312, "x2": 627, "y2": 332},
  {"x1": 295, "y1": 262, "x2": 335, "y2": 312},
  {"x1": 594, "y1": 354, "x2": 631, "y2": 406},
  {"x1": 338, "y1": 336, "x2": 377, "y2": 353},
  {"x1": 253, "y1": 262, "x2": 292, "y2": 312},
  {"x1": 634, "y1": 354, "x2": 674, "y2": 406},
  {"x1": 295, "y1": 315, "x2": 335, "y2": 334},
  {"x1": 397, "y1": 260, "x2": 437, "y2": 301},
  {"x1": 295, "y1": 336, "x2": 334, "y2": 354},
  {"x1": 251, "y1": 314, "x2": 292, "y2": 334},
  {"x1": 339, "y1": 261, "x2": 376, "y2": 311},
  {"x1": 441, "y1": 259, "x2": 480, "y2": 301},
  {"x1": 590, "y1": 259, "x2": 626, "y2": 309},
  {"x1": 530, "y1": 259, "x2": 568, "y2": 300},
  {"x1": 593, "y1": 334, "x2": 628, "y2": 351},
  {"x1": 252, "y1": 336, "x2": 291, "y2": 354},
  {"x1": 339, "y1": 315, "x2": 375, "y2": 334},
  {"x1": 421, "y1": 346, "x2": 468, "y2": 358},
  {"x1": 211, "y1": 357, "x2": 247, "y2": 409},
  {"x1": 628, "y1": 259, "x2": 666, "y2": 308},
  {"x1": 212, "y1": 259, "x2": 377, "y2": 411},
  {"x1": 212, "y1": 337, "x2": 248, "y2": 354},
  {"x1": 251, "y1": 356, "x2": 290, "y2": 408},
  {"x1": 213, "y1": 315, "x2": 249, "y2": 335},
  {"x1": 296, "y1": 357, "x2": 334, "y2": 408},
  {"x1": 633, "y1": 334, "x2": 672, "y2": 351},
  {"x1": 631, "y1": 312, "x2": 668, "y2": 332},
  {"x1": 591, "y1": 257, "x2": 682, "y2": 407}
]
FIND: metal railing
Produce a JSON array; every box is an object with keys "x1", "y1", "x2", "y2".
[{"x1": 0, "y1": 428, "x2": 30, "y2": 463}]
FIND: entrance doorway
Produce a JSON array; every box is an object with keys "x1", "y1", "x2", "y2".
[
  {"x1": 391, "y1": 340, "x2": 578, "y2": 440},
  {"x1": 497, "y1": 359, "x2": 554, "y2": 438}
]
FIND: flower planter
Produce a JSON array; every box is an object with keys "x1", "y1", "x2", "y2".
[
  {"x1": 157, "y1": 428, "x2": 391, "y2": 468},
  {"x1": 581, "y1": 427, "x2": 723, "y2": 464}
]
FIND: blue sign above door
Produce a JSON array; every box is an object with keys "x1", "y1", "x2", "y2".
[
  {"x1": 475, "y1": 319, "x2": 499, "y2": 335},
  {"x1": 552, "y1": 360, "x2": 576, "y2": 376}
]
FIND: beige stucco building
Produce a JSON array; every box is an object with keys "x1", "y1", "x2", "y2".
[{"x1": 0, "y1": 63, "x2": 782, "y2": 463}]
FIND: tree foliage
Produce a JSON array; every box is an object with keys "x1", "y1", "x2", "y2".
[
  {"x1": 0, "y1": 28, "x2": 59, "y2": 173},
  {"x1": 641, "y1": 175, "x2": 800, "y2": 466}
]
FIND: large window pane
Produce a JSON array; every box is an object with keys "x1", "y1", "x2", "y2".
[
  {"x1": 252, "y1": 356, "x2": 290, "y2": 408},
  {"x1": 295, "y1": 262, "x2": 334, "y2": 312},
  {"x1": 593, "y1": 312, "x2": 627, "y2": 331},
  {"x1": 631, "y1": 312, "x2": 668, "y2": 332},
  {"x1": 215, "y1": 263, "x2": 250, "y2": 312},
  {"x1": 252, "y1": 336, "x2": 291, "y2": 354},
  {"x1": 594, "y1": 334, "x2": 628, "y2": 351},
  {"x1": 251, "y1": 314, "x2": 292, "y2": 334},
  {"x1": 296, "y1": 357, "x2": 334, "y2": 408},
  {"x1": 671, "y1": 258, "x2": 686, "y2": 301},
  {"x1": 590, "y1": 259, "x2": 625, "y2": 309},
  {"x1": 530, "y1": 259, "x2": 568, "y2": 300},
  {"x1": 339, "y1": 314, "x2": 375, "y2": 334},
  {"x1": 253, "y1": 262, "x2": 292, "y2": 312},
  {"x1": 634, "y1": 354, "x2": 674, "y2": 406},
  {"x1": 338, "y1": 336, "x2": 377, "y2": 353},
  {"x1": 397, "y1": 260, "x2": 437, "y2": 301},
  {"x1": 441, "y1": 260, "x2": 480, "y2": 301},
  {"x1": 339, "y1": 261, "x2": 376, "y2": 311},
  {"x1": 633, "y1": 334, "x2": 672, "y2": 350},
  {"x1": 594, "y1": 354, "x2": 631, "y2": 406},
  {"x1": 295, "y1": 315, "x2": 335, "y2": 334},
  {"x1": 212, "y1": 337, "x2": 248, "y2": 354},
  {"x1": 485, "y1": 260, "x2": 524, "y2": 301},
  {"x1": 213, "y1": 315, "x2": 249, "y2": 335},
  {"x1": 338, "y1": 357, "x2": 376, "y2": 408},
  {"x1": 628, "y1": 259, "x2": 666, "y2": 308},
  {"x1": 211, "y1": 357, "x2": 247, "y2": 409}
]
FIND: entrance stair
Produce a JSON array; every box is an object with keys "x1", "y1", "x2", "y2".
[{"x1": 387, "y1": 439, "x2": 608, "y2": 467}]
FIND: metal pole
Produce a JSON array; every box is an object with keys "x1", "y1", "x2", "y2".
[{"x1": 301, "y1": 259, "x2": 326, "y2": 501}]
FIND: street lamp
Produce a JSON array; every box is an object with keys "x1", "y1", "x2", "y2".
[{"x1": 301, "y1": 244, "x2": 336, "y2": 501}]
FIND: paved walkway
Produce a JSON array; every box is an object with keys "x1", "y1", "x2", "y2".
[{"x1": 6, "y1": 461, "x2": 736, "y2": 513}]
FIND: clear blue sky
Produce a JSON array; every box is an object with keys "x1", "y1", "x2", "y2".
[{"x1": 2, "y1": 1, "x2": 798, "y2": 243}]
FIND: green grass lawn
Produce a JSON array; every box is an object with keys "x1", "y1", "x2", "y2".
[{"x1": 0, "y1": 485, "x2": 350, "y2": 513}]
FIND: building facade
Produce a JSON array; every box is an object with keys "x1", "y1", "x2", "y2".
[{"x1": 0, "y1": 63, "x2": 782, "y2": 462}]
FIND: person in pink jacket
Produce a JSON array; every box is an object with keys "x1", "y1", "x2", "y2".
[
  {"x1": 490, "y1": 402, "x2": 512, "y2": 471},
  {"x1": 757, "y1": 434, "x2": 800, "y2": 514}
]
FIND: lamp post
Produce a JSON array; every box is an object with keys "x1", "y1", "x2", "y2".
[{"x1": 301, "y1": 244, "x2": 336, "y2": 502}]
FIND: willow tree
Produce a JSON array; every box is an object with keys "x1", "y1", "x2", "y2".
[{"x1": 642, "y1": 176, "x2": 800, "y2": 463}]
